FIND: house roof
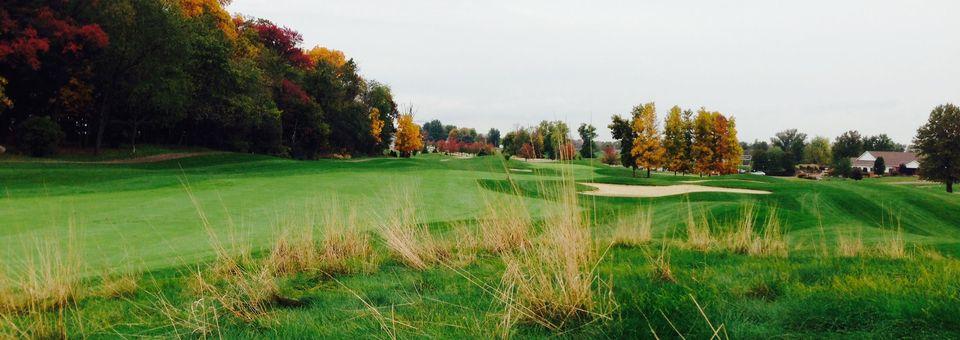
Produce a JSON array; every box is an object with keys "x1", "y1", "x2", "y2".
[
  {"x1": 866, "y1": 151, "x2": 918, "y2": 166},
  {"x1": 852, "y1": 151, "x2": 918, "y2": 169}
]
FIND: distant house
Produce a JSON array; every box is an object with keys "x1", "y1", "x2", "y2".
[
  {"x1": 742, "y1": 154, "x2": 752, "y2": 167},
  {"x1": 850, "y1": 151, "x2": 919, "y2": 175}
]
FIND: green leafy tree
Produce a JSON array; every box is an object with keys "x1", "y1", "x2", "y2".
[
  {"x1": 422, "y1": 120, "x2": 445, "y2": 141},
  {"x1": 89, "y1": 0, "x2": 193, "y2": 154},
  {"x1": 771, "y1": 129, "x2": 807, "y2": 164},
  {"x1": 609, "y1": 114, "x2": 637, "y2": 176},
  {"x1": 832, "y1": 130, "x2": 864, "y2": 162},
  {"x1": 363, "y1": 81, "x2": 398, "y2": 153},
  {"x1": 873, "y1": 156, "x2": 886, "y2": 176},
  {"x1": 803, "y1": 136, "x2": 833, "y2": 166},
  {"x1": 864, "y1": 134, "x2": 904, "y2": 152},
  {"x1": 914, "y1": 104, "x2": 960, "y2": 193},
  {"x1": 487, "y1": 128, "x2": 501, "y2": 146},
  {"x1": 577, "y1": 123, "x2": 597, "y2": 158},
  {"x1": 831, "y1": 157, "x2": 852, "y2": 178}
]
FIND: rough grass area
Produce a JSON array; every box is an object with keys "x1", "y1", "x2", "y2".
[{"x1": 1, "y1": 151, "x2": 959, "y2": 337}]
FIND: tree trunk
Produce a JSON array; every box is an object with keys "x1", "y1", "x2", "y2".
[
  {"x1": 632, "y1": 166, "x2": 636, "y2": 177},
  {"x1": 94, "y1": 107, "x2": 109, "y2": 155},
  {"x1": 948, "y1": 181, "x2": 954, "y2": 193},
  {"x1": 647, "y1": 168, "x2": 651, "y2": 178},
  {"x1": 130, "y1": 121, "x2": 138, "y2": 154}
]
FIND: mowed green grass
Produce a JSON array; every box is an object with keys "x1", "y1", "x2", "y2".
[{"x1": 2, "y1": 152, "x2": 960, "y2": 338}]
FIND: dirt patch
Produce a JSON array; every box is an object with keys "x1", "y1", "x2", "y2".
[
  {"x1": 580, "y1": 182, "x2": 771, "y2": 198},
  {"x1": 98, "y1": 152, "x2": 215, "y2": 164}
]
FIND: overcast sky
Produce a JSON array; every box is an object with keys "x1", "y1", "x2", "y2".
[{"x1": 228, "y1": 0, "x2": 959, "y2": 143}]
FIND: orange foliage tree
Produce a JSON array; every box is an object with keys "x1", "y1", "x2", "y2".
[
  {"x1": 394, "y1": 113, "x2": 422, "y2": 157},
  {"x1": 630, "y1": 102, "x2": 665, "y2": 178},
  {"x1": 369, "y1": 108, "x2": 384, "y2": 144},
  {"x1": 178, "y1": 0, "x2": 237, "y2": 40},
  {"x1": 692, "y1": 108, "x2": 717, "y2": 176},
  {"x1": 307, "y1": 46, "x2": 347, "y2": 69}
]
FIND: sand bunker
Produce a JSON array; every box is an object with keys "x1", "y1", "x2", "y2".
[
  {"x1": 580, "y1": 182, "x2": 771, "y2": 198},
  {"x1": 509, "y1": 168, "x2": 533, "y2": 173}
]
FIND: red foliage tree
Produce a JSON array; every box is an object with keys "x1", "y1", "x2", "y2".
[
  {"x1": 0, "y1": 2, "x2": 109, "y2": 142},
  {"x1": 519, "y1": 143, "x2": 536, "y2": 159},
  {"x1": 248, "y1": 19, "x2": 312, "y2": 69}
]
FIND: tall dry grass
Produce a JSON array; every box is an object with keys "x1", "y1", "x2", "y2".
[
  {"x1": 875, "y1": 227, "x2": 906, "y2": 259},
  {"x1": 0, "y1": 228, "x2": 86, "y2": 339},
  {"x1": 611, "y1": 205, "x2": 654, "y2": 247},
  {"x1": 317, "y1": 206, "x2": 378, "y2": 274},
  {"x1": 684, "y1": 202, "x2": 713, "y2": 251},
  {"x1": 497, "y1": 179, "x2": 611, "y2": 334},
  {"x1": 477, "y1": 188, "x2": 533, "y2": 253},
  {"x1": 378, "y1": 190, "x2": 448, "y2": 270},
  {"x1": 835, "y1": 228, "x2": 865, "y2": 258},
  {"x1": 723, "y1": 204, "x2": 788, "y2": 257}
]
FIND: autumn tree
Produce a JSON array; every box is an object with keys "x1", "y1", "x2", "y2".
[
  {"x1": 177, "y1": 0, "x2": 237, "y2": 40},
  {"x1": 662, "y1": 106, "x2": 689, "y2": 174},
  {"x1": 0, "y1": 2, "x2": 109, "y2": 145},
  {"x1": 712, "y1": 114, "x2": 730, "y2": 173},
  {"x1": 630, "y1": 102, "x2": 664, "y2": 178},
  {"x1": 722, "y1": 116, "x2": 743, "y2": 174},
  {"x1": 363, "y1": 81, "x2": 398, "y2": 153},
  {"x1": 394, "y1": 113, "x2": 422, "y2": 157},
  {"x1": 692, "y1": 108, "x2": 716, "y2": 176},
  {"x1": 307, "y1": 46, "x2": 347, "y2": 69},
  {"x1": 369, "y1": 108, "x2": 384, "y2": 144},
  {"x1": 913, "y1": 103, "x2": 960, "y2": 193}
]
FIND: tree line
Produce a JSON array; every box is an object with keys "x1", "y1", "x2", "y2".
[
  {"x1": 608, "y1": 103, "x2": 741, "y2": 177},
  {"x1": 1, "y1": 0, "x2": 402, "y2": 159},
  {"x1": 420, "y1": 119, "x2": 500, "y2": 155},
  {"x1": 746, "y1": 129, "x2": 908, "y2": 176},
  {"x1": 500, "y1": 120, "x2": 577, "y2": 161}
]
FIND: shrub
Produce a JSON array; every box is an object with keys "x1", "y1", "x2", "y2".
[
  {"x1": 851, "y1": 168, "x2": 863, "y2": 181},
  {"x1": 15, "y1": 116, "x2": 64, "y2": 157},
  {"x1": 601, "y1": 145, "x2": 619, "y2": 165}
]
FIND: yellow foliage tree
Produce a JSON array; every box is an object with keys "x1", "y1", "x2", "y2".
[
  {"x1": 178, "y1": 0, "x2": 237, "y2": 40},
  {"x1": 369, "y1": 108, "x2": 384, "y2": 144},
  {"x1": 630, "y1": 102, "x2": 665, "y2": 178},
  {"x1": 662, "y1": 105, "x2": 690, "y2": 174},
  {"x1": 723, "y1": 117, "x2": 743, "y2": 174},
  {"x1": 692, "y1": 108, "x2": 717, "y2": 176},
  {"x1": 307, "y1": 46, "x2": 347, "y2": 69},
  {"x1": 0, "y1": 77, "x2": 12, "y2": 110},
  {"x1": 395, "y1": 114, "x2": 422, "y2": 157}
]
